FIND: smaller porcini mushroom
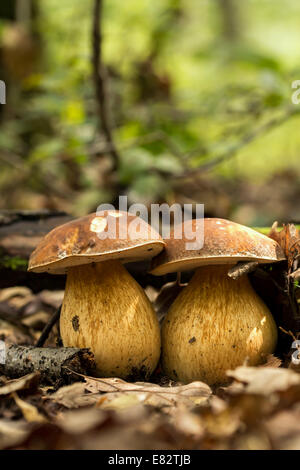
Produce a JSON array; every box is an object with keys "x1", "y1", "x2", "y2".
[
  {"x1": 150, "y1": 218, "x2": 285, "y2": 385},
  {"x1": 28, "y1": 211, "x2": 165, "y2": 379}
]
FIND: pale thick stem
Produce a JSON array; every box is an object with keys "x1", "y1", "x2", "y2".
[
  {"x1": 60, "y1": 260, "x2": 161, "y2": 379},
  {"x1": 162, "y1": 265, "x2": 277, "y2": 385}
]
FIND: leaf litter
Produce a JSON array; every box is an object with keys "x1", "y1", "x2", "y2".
[{"x1": 0, "y1": 222, "x2": 299, "y2": 449}]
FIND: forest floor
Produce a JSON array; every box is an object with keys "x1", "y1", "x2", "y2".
[{"x1": 0, "y1": 277, "x2": 300, "y2": 451}]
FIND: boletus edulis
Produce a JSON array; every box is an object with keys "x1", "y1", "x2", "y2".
[
  {"x1": 28, "y1": 211, "x2": 165, "y2": 379},
  {"x1": 150, "y1": 218, "x2": 285, "y2": 385}
]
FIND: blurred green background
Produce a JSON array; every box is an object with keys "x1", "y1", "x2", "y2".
[{"x1": 0, "y1": 0, "x2": 299, "y2": 226}]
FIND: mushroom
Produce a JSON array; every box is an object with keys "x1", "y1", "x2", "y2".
[
  {"x1": 28, "y1": 211, "x2": 165, "y2": 379},
  {"x1": 150, "y1": 218, "x2": 285, "y2": 385}
]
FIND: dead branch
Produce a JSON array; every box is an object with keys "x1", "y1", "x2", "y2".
[
  {"x1": 0, "y1": 344, "x2": 95, "y2": 384},
  {"x1": 228, "y1": 261, "x2": 259, "y2": 280}
]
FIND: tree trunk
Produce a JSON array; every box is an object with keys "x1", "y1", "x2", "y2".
[{"x1": 216, "y1": 0, "x2": 241, "y2": 43}]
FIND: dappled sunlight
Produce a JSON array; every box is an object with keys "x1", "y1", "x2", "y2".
[
  {"x1": 260, "y1": 316, "x2": 267, "y2": 326},
  {"x1": 246, "y1": 326, "x2": 263, "y2": 350}
]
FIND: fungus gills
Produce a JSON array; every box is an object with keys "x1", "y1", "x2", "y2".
[{"x1": 161, "y1": 265, "x2": 277, "y2": 385}]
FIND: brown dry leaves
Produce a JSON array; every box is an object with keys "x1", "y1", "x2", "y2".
[
  {"x1": 268, "y1": 221, "x2": 299, "y2": 274},
  {"x1": 227, "y1": 365, "x2": 300, "y2": 395},
  {"x1": 0, "y1": 362, "x2": 300, "y2": 449},
  {"x1": 0, "y1": 286, "x2": 64, "y2": 346},
  {"x1": 0, "y1": 372, "x2": 40, "y2": 396},
  {"x1": 0, "y1": 232, "x2": 300, "y2": 450}
]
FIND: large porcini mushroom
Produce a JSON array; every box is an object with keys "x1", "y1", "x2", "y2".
[
  {"x1": 150, "y1": 218, "x2": 285, "y2": 385},
  {"x1": 28, "y1": 211, "x2": 164, "y2": 379}
]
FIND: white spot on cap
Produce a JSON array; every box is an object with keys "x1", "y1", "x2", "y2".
[
  {"x1": 58, "y1": 249, "x2": 67, "y2": 259},
  {"x1": 108, "y1": 211, "x2": 123, "y2": 218},
  {"x1": 90, "y1": 217, "x2": 107, "y2": 233}
]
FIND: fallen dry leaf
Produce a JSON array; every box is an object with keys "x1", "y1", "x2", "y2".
[
  {"x1": 227, "y1": 366, "x2": 300, "y2": 395},
  {"x1": 0, "y1": 419, "x2": 30, "y2": 449},
  {"x1": 12, "y1": 392, "x2": 46, "y2": 423},
  {"x1": 172, "y1": 409, "x2": 204, "y2": 439},
  {"x1": 260, "y1": 354, "x2": 282, "y2": 368},
  {"x1": 55, "y1": 407, "x2": 108, "y2": 434},
  {"x1": 50, "y1": 382, "x2": 101, "y2": 409},
  {"x1": 268, "y1": 222, "x2": 299, "y2": 271},
  {"x1": 84, "y1": 376, "x2": 211, "y2": 397},
  {"x1": 265, "y1": 407, "x2": 300, "y2": 450},
  {"x1": 83, "y1": 376, "x2": 211, "y2": 409},
  {"x1": 0, "y1": 372, "x2": 40, "y2": 396},
  {"x1": 0, "y1": 287, "x2": 32, "y2": 303},
  {"x1": 97, "y1": 392, "x2": 142, "y2": 410},
  {"x1": 50, "y1": 375, "x2": 212, "y2": 411},
  {"x1": 233, "y1": 429, "x2": 271, "y2": 450},
  {"x1": 290, "y1": 269, "x2": 300, "y2": 281}
]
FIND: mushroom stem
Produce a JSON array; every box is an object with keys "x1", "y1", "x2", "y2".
[
  {"x1": 161, "y1": 265, "x2": 277, "y2": 385},
  {"x1": 60, "y1": 260, "x2": 161, "y2": 379}
]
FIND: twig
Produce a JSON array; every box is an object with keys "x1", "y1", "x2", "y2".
[
  {"x1": 92, "y1": 0, "x2": 120, "y2": 172},
  {"x1": 228, "y1": 261, "x2": 259, "y2": 280},
  {"x1": 0, "y1": 344, "x2": 95, "y2": 383},
  {"x1": 279, "y1": 326, "x2": 297, "y2": 342},
  {"x1": 35, "y1": 305, "x2": 61, "y2": 347},
  {"x1": 173, "y1": 108, "x2": 300, "y2": 179}
]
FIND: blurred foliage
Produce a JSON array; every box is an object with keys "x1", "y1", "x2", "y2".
[{"x1": 0, "y1": 0, "x2": 299, "y2": 224}]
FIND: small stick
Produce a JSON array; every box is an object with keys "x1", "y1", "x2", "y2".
[
  {"x1": 35, "y1": 305, "x2": 61, "y2": 347},
  {"x1": 228, "y1": 261, "x2": 259, "y2": 280},
  {"x1": 0, "y1": 344, "x2": 95, "y2": 384},
  {"x1": 279, "y1": 326, "x2": 297, "y2": 342}
]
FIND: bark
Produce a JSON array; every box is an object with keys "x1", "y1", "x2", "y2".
[
  {"x1": 228, "y1": 261, "x2": 259, "y2": 280},
  {"x1": 0, "y1": 344, "x2": 95, "y2": 384}
]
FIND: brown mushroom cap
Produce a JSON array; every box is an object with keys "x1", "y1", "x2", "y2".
[
  {"x1": 28, "y1": 211, "x2": 165, "y2": 274},
  {"x1": 150, "y1": 218, "x2": 285, "y2": 276}
]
